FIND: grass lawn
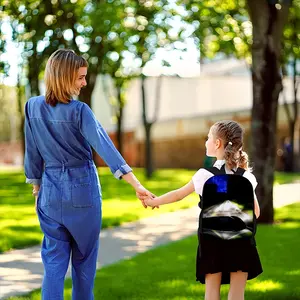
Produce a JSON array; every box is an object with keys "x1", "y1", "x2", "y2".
[
  {"x1": 0, "y1": 167, "x2": 300, "y2": 253},
  {"x1": 0, "y1": 167, "x2": 199, "y2": 253},
  {"x1": 7, "y1": 202, "x2": 300, "y2": 300}
]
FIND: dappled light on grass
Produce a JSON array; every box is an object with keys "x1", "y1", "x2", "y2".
[
  {"x1": 286, "y1": 269, "x2": 300, "y2": 275},
  {"x1": 277, "y1": 222, "x2": 300, "y2": 229},
  {"x1": 6, "y1": 203, "x2": 300, "y2": 300},
  {"x1": 0, "y1": 168, "x2": 199, "y2": 253},
  {"x1": 275, "y1": 203, "x2": 300, "y2": 223},
  {"x1": 248, "y1": 280, "x2": 283, "y2": 292},
  {"x1": 274, "y1": 171, "x2": 300, "y2": 185},
  {"x1": 0, "y1": 205, "x2": 41, "y2": 253},
  {"x1": 157, "y1": 279, "x2": 195, "y2": 292}
]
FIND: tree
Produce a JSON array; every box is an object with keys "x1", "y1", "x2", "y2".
[
  {"x1": 124, "y1": 0, "x2": 180, "y2": 178},
  {"x1": 181, "y1": 0, "x2": 293, "y2": 223},
  {"x1": 101, "y1": 58, "x2": 133, "y2": 155},
  {"x1": 248, "y1": 0, "x2": 291, "y2": 223},
  {"x1": 4, "y1": 0, "x2": 129, "y2": 107},
  {"x1": 4, "y1": 0, "x2": 87, "y2": 97}
]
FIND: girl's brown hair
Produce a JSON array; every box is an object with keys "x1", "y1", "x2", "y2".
[
  {"x1": 211, "y1": 120, "x2": 250, "y2": 170},
  {"x1": 45, "y1": 49, "x2": 88, "y2": 106}
]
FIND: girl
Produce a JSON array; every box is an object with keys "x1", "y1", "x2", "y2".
[
  {"x1": 145, "y1": 120, "x2": 262, "y2": 300},
  {"x1": 24, "y1": 49, "x2": 153, "y2": 300}
]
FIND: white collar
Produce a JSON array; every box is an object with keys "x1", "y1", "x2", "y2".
[
  {"x1": 213, "y1": 159, "x2": 238, "y2": 172},
  {"x1": 213, "y1": 159, "x2": 225, "y2": 169}
]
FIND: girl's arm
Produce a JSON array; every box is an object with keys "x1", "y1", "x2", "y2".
[
  {"x1": 254, "y1": 193, "x2": 260, "y2": 218},
  {"x1": 145, "y1": 181, "x2": 195, "y2": 207}
]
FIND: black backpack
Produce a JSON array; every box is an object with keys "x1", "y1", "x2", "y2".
[{"x1": 198, "y1": 165, "x2": 256, "y2": 241}]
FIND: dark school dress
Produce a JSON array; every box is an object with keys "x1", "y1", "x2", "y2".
[
  {"x1": 195, "y1": 167, "x2": 263, "y2": 284},
  {"x1": 196, "y1": 234, "x2": 263, "y2": 284}
]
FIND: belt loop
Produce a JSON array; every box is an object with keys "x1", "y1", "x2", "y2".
[{"x1": 62, "y1": 162, "x2": 65, "y2": 172}]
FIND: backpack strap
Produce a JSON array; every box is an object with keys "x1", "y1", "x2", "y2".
[
  {"x1": 205, "y1": 165, "x2": 246, "y2": 176},
  {"x1": 204, "y1": 166, "x2": 225, "y2": 175},
  {"x1": 233, "y1": 167, "x2": 246, "y2": 176}
]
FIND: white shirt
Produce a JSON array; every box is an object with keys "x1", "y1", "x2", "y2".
[{"x1": 192, "y1": 160, "x2": 258, "y2": 196}]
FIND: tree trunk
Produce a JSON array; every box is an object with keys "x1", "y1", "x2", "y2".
[
  {"x1": 282, "y1": 84, "x2": 295, "y2": 172},
  {"x1": 141, "y1": 75, "x2": 154, "y2": 178},
  {"x1": 116, "y1": 85, "x2": 123, "y2": 155},
  {"x1": 292, "y1": 57, "x2": 299, "y2": 170},
  {"x1": 17, "y1": 68, "x2": 25, "y2": 165},
  {"x1": 145, "y1": 123, "x2": 153, "y2": 178},
  {"x1": 27, "y1": 56, "x2": 41, "y2": 96},
  {"x1": 248, "y1": 0, "x2": 290, "y2": 223}
]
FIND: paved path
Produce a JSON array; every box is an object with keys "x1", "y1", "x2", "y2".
[{"x1": 1, "y1": 183, "x2": 300, "y2": 299}]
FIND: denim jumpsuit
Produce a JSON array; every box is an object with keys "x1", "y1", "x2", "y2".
[{"x1": 24, "y1": 96, "x2": 132, "y2": 300}]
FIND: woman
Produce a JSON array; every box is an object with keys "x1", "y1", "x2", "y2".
[{"x1": 24, "y1": 49, "x2": 153, "y2": 299}]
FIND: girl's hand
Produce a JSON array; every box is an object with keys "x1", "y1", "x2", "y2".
[
  {"x1": 144, "y1": 196, "x2": 158, "y2": 208},
  {"x1": 135, "y1": 185, "x2": 158, "y2": 208}
]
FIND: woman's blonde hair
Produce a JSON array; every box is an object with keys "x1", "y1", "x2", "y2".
[
  {"x1": 211, "y1": 120, "x2": 250, "y2": 170},
  {"x1": 45, "y1": 49, "x2": 88, "y2": 106}
]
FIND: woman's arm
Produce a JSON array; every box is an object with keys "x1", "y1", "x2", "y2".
[
  {"x1": 24, "y1": 101, "x2": 44, "y2": 185},
  {"x1": 79, "y1": 103, "x2": 132, "y2": 179},
  {"x1": 79, "y1": 104, "x2": 156, "y2": 208},
  {"x1": 145, "y1": 180, "x2": 195, "y2": 207}
]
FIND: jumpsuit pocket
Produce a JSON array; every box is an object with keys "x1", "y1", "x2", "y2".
[
  {"x1": 71, "y1": 183, "x2": 93, "y2": 208},
  {"x1": 40, "y1": 184, "x2": 52, "y2": 207}
]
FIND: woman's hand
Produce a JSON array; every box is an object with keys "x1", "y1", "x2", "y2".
[
  {"x1": 120, "y1": 172, "x2": 159, "y2": 209},
  {"x1": 32, "y1": 185, "x2": 40, "y2": 212},
  {"x1": 35, "y1": 196, "x2": 38, "y2": 212},
  {"x1": 135, "y1": 185, "x2": 159, "y2": 209}
]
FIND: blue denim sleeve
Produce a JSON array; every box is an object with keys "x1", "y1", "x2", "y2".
[
  {"x1": 24, "y1": 101, "x2": 44, "y2": 185},
  {"x1": 79, "y1": 103, "x2": 132, "y2": 179}
]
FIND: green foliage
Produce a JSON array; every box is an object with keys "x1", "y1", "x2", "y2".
[
  {"x1": 182, "y1": 0, "x2": 251, "y2": 62},
  {"x1": 282, "y1": 0, "x2": 300, "y2": 69},
  {"x1": 2, "y1": 0, "x2": 181, "y2": 100},
  {"x1": 181, "y1": 0, "x2": 299, "y2": 69}
]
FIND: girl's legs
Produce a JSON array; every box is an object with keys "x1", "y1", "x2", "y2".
[
  {"x1": 228, "y1": 271, "x2": 248, "y2": 300},
  {"x1": 205, "y1": 272, "x2": 222, "y2": 300}
]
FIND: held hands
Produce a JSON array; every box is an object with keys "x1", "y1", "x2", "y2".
[
  {"x1": 144, "y1": 195, "x2": 156, "y2": 208},
  {"x1": 135, "y1": 185, "x2": 159, "y2": 209}
]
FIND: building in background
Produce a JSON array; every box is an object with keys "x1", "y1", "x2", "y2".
[
  {"x1": 91, "y1": 59, "x2": 298, "y2": 170},
  {"x1": 0, "y1": 59, "x2": 298, "y2": 170}
]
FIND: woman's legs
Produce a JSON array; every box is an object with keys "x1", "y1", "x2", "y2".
[
  {"x1": 38, "y1": 208, "x2": 71, "y2": 300},
  {"x1": 71, "y1": 238, "x2": 99, "y2": 300},
  {"x1": 228, "y1": 271, "x2": 248, "y2": 300},
  {"x1": 65, "y1": 206, "x2": 101, "y2": 300},
  {"x1": 205, "y1": 272, "x2": 222, "y2": 300}
]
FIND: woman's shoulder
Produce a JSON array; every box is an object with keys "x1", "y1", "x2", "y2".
[
  {"x1": 27, "y1": 95, "x2": 44, "y2": 105},
  {"x1": 25, "y1": 96, "x2": 45, "y2": 113}
]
